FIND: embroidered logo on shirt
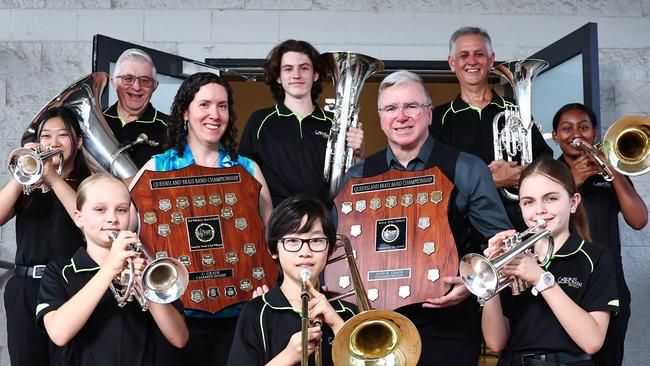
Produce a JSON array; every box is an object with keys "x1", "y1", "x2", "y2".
[
  {"x1": 557, "y1": 276, "x2": 583, "y2": 289},
  {"x1": 314, "y1": 130, "x2": 330, "y2": 139},
  {"x1": 592, "y1": 181, "x2": 612, "y2": 189}
]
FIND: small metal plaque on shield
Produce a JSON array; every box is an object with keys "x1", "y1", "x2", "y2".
[
  {"x1": 418, "y1": 216, "x2": 431, "y2": 230},
  {"x1": 225, "y1": 251, "x2": 239, "y2": 264},
  {"x1": 225, "y1": 285, "x2": 237, "y2": 298},
  {"x1": 193, "y1": 195, "x2": 206, "y2": 208},
  {"x1": 338, "y1": 276, "x2": 351, "y2": 289},
  {"x1": 176, "y1": 196, "x2": 190, "y2": 209},
  {"x1": 209, "y1": 194, "x2": 222, "y2": 206},
  {"x1": 252, "y1": 266, "x2": 265, "y2": 280},
  {"x1": 375, "y1": 217, "x2": 407, "y2": 252},
  {"x1": 399, "y1": 286, "x2": 411, "y2": 299},
  {"x1": 207, "y1": 287, "x2": 220, "y2": 299},
  {"x1": 428, "y1": 268, "x2": 440, "y2": 282},
  {"x1": 370, "y1": 198, "x2": 382, "y2": 210},
  {"x1": 224, "y1": 193, "x2": 237, "y2": 205},
  {"x1": 431, "y1": 191, "x2": 443, "y2": 204},
  {"x1": 179, "y1": 255, "x2": 191, "y2": 267},
  {"x1": 202, "y1": 254, "x2": 215, "y2": 266},
  {"x1": 220, "y1": 207, "x2": 234, "y2": 220},
  {"x1": 159, "y1": 199, "x2": 172, "y2": 212},
  {"x1": 350, "y1": 224, "x2": 362, "y2": 238},
  {"x1": 155, "y1": 251, "x2": 168, "y2": 259},
  {"x1": 355, "y1": 200, "x2": 367, "y2": 212},
  {"x1": 341, "y1": 201, "x2": 352, "y2": 215},
  {"x1": 243, "y1": 243, "x2": 257, "y2": 256},
  {"x1": 401, "y1": 194, "x2": 414, "y2": 207},
  {"x1": 368, "y1": 288, "x2": 379, "y2": 302},
  {"x1": 417, "y1": 192, "x2": 428, "y2": 205},
  {"x1": 143, "y1": 212, "x2": 157, "y2": 225},
  {"x1": 191, "y1": 289, "x2": 204, "y2": 303},
  {"x1": 240, "y1": 279, "x2": 253, "y2": 292},
  {"x1": 170, "y1": 212, "x2": 184, "y2": 225},
  {"x1": 423, "y1": 242, "x2": 436, "y2": 255},
  {"x1": 234, "y1": 218, "x2": 248, "y2": 231},
  {"x1": 385, "y1": 196, "x2": 397, "y2": 208},
  {"x1": 157, "y1": 224, "x2": 171, "y2": 238},
  {"x1": 187, "y1": 216, "x2": 224, "y2": 250}
]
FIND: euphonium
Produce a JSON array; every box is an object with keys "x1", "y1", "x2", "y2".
[
  {"x1": 492, "y1": 59, "x2": 548, "y2": 200},
  {"x1": 460, "y1": 219, "x2": 554, "y2": 305},
  {"x1": 321, "y1": 52, "x2": 384, "y2": 198},
  {"x1": 7, "y1": 145, "x2": 64, "y2": 194},
  {"x1": 300, "y1": 269, "x2": 323, "y2": 366},
  {"x1": 108, "y1": 231, "x2": 189, "y2": 310},
  {"x1": 570, "y1": 138, "x2": 615, "y2": 182}
]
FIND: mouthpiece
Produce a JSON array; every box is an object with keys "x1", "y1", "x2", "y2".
[
  {"x1": 299, "y1": 269, "x2": 312, "y2": 282},
  {"x1": 108, "y1": 231, "x2": 119, "y2": 241},
  {"x1": 535, "y1": 219, "x2": 546, "y2": 228}
]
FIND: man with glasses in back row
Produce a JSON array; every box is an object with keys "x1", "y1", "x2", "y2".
[{"x1": 104, "y1": 48, "x2": 169, "y2": 168}]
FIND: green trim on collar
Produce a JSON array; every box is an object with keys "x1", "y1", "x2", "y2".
[
  {"x1": 257, "y1": 109, "x2": 280, "y2": 140},
  {"x1": 544, "y1": 239, "x2": 585, "y2": 270},
  {"x1": 260, "y1": 303, "x2": 269, "y2": 353}
]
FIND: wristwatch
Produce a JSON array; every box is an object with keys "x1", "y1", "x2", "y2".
[{"x1": 531, "y1": 271, "x2": 555, "y2": 296}]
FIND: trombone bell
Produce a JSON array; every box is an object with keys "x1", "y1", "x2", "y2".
[{"x1": 603, "y1": 115, "x2": 650, "y2": 176}]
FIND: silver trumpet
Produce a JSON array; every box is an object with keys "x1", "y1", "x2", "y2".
[
  {"x1": 108, "y1": 231, "x2": 189, "y2": 310},
  {"x1": 7, "y1": 146, "x2": 64, "y2": 195},
  {"x1": 460, "y1": 219, "x2": 554, "y2": 305},
  {"x1": 300, "y1": 269, "x2": 323, "y2": 366},
  {"x1": 570, "y1": 138, "x2": 615, "y2": 182}
]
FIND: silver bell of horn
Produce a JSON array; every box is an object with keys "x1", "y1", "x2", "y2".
[{"x1": 7, "y1": 146, "x2": 64, "y2": 195}]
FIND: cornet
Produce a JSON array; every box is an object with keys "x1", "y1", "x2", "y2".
[
  {"x1": 570, "y1": 138, "x2": 615, "y2": 182},
  {"x1": 7, "y1": 145, "x2": 64, "y2": 195},
  {"x1": 108, "y1": 231, "x2": 189, "y2": 310},
  {"x1": 459, "y1": 219, "x2": 554, "y2": 305}
]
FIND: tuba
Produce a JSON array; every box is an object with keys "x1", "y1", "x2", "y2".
[
  {"x1": 602, "y1": 115, "x2": 650, "y2": 176},
  {"x1": 330, "y1": 235, "x2": 421, "y2": 366},
  {"x1": 108, "y1": 231, "x2": 189, "y2": 310},
  {"x1": 492, "y1": 59, "x2": 548, "y2": 200},
  {"x1": 321, "y1": 52, "x2": 384, "y2": 198},
  {"x1": 459, "y1": 220, "x2": 554, "y2": 305},
  {"x1": 7, "y1": 146, "x2": 64, "y2": 194}
]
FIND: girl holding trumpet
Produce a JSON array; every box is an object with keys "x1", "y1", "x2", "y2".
[
  {"x1": 552, "y1": 103, "x2": 647, "y2": 366},
  {"x1": 227, "y1": 195, "x2": 356, "y2": 366},
  {"x1": 481, "y1": 157, "x2": 619, "y2": 366},
  {"x1": 35, "y1": 173, "x2": 188, "y2": 365}
]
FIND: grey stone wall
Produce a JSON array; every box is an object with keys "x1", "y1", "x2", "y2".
[{"x1": 0, "y1": 1, "x2": 648, "y2": 365}]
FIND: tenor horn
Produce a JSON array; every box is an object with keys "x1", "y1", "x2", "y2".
[
  {"x1": 321, "y1": 52, "x2": 384, "y2": 198},
  {"x1": 492, "y1": 59, "x2": 548, "y2": 200},
  {"x1": 330, "y1": 235, "x2": 421, "y2": 366},
  {"x1": 602, "y1": 115, "x2": 650, "y2": 176}
]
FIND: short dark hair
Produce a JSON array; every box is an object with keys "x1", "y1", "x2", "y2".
[
  {"x1": 552, "y1": 103, "x2": 598, "y2": 131},
  {"x1": 167, "y1": 72, "x2": 238, "y2": 159},
  {"x1": 263, "y1": 39, "x2": 324, "y2": 104},
  {"x1": 266, "y1": 195, "x2": 337, "y2": 259}
]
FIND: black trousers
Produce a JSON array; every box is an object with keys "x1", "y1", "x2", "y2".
[
  {"x1": 4, "y1": 275, "x2": 62, "y2": 366},
  {"x1": 182, "y1": 316, "x2": 238, "y2": 366}
]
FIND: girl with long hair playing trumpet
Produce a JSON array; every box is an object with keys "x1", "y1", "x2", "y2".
[
  {"x1": 35, "y1": 173, "x2": 188, "y2": 365},
  {"x1": 482, "y1": 157, "x2": 619, "y2": 366},
  {"x1": 227, "y1": 195, "x2": 356, "y2": 366}
]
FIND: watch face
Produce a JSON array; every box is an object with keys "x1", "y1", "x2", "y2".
[{"x1": 542, "y1": 273, "x2": 554, "y2": 285}]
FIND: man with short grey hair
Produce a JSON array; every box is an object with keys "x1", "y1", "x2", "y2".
[
  {"x1": 103, "y1": 48, "x2": 169, "y2": 168},
  {"x1": 341, "y1": 70, "x2": 512, "y2": 365}
]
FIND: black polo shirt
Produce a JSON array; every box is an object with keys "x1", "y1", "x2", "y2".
[
  {"x1": 497, "y1": 233, "x2": 619, "y2": 365},
  {"x1": 36, "y1": 247, "x2": 184, "y2": 366},
  {"x1": 227, "y1": 285, "x2": 356, "y2": 366},
  {"x1": 14, "y1": 191, "x2": 84, "y2": 267},
  {"x1": 431, "y1": 92, "x2": 553, "y2": 231},
  {"x1": 103, "y1": 102, "x2": 169, "y2": 169},
  {"x1": 239, "y1": 103, "x2": 333, "y2": 207}
]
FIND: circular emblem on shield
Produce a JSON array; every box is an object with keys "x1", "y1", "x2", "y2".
[
  {"x1": 178, "y1": 255, "x2": 191, "y2": 267},
  {"x1": 225, "y1": 251, "x2": 239, "y2": 264},
  {"x1": 398, "y1": 285, "x2": 411, "y2": 299},
  {"x1": 209, "y1": 194, "x2": 222, "y2": 206},
  {"x1": 234, "y1": 218, "x2": 248, "y2": 231},
  {"x1": 367, "y1": 288, "x2": 379, "y2": 302},
  {"x1": 338, "y1": 276, "x2": 351, "y2": 289},
  {"x1": 202, "y1": 254, "x2": 215, "y2": 266},
  {"x1": 170, "y1": 212, "x2": 184, "y2": 225},
  {"x1": 176, "y1": 196, "x2": 190, "y2": 209},
  {"x1": 385, "y1": 196, "x2": 397, "y2": 208},
  {"x1": 381, "y1": 224, "x2": 399, "y2": 243},
  {"x1": 224, "y1": 193, "x2": 237, "y2": 206},
  {"x1": 220, "y1": 207, "x2": 234, "y2": 220},
  {"x1": 417, "y1": 192, "x2": 429, "y2": 205},
  {"x1": 370, "y1": 198, "x2": 382, "y2": 210},
  {"x1": 350, "y1": 224, "x2": 362, "y2": 238},
  {"x1": 243, "y1": 243, "x2": 257, "y2": 256},
  {"x1": 193, "y1": 195, "x2": 206, "y2": 208},
  {"x1": 240, "y1": 279, "x2": 253, "y2": 292},
  {"x1": 355, "y1": 200, "x2": 367, "y2": 212},
  {"x1": 157, "y1": 224, "x2": 171, "y2": 238},
  {"x1": 427, "y1": 268, "x2": 440, "y2": 282},
  {"x1": 143, "y1": 212, "x2": 157, "y2": 225},
  {"x1": 401, "y1": 194, "x2": 414, "y2": 207},
  {"x1": 252, "y1": 266, "x2": 265, "y2": 280},
  {"x1": 195, "y1": 223, "x2": 215, "y2": 243},
  {"x1": 159, "y1": 199, "x2": 172, "y2": 212},
  {"x1": 418, "y1": 216, "x2": 431, "y2": 230},
  {"x1": 224, "y1": 285, "x2": 237, "y2": 298},
  {"x1": 341, "y1": 201, "x2": 352, "y2": 215},
  {"x1": 207, "y1": 287, "x2": 220, "y2": 299},
  {"x1": 190, "y1": 289, "x2": 204, "y2": 303},
  {"x1": 430, "y1": 191, "x2": 443, "y2": 204},
  {"x1": 423, "y1": 241, "x2": 436, "y2": 255}
]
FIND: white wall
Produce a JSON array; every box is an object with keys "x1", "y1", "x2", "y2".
[{"x1": 0, "y1": 1, "x2": 648, "y2": 365}]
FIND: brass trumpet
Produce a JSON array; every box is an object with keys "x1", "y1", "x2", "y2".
[
  {"x1": 108, "y1": 231, "x2": 189, "y2": 310},
  {"x1": 460, "y1": 220, "x2": 554, "y2": 305},
  {"x1": 7, "y1": 145, "x2": 64, "y2": 195}
]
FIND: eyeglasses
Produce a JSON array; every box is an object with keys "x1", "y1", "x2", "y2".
[
  {"x1": 278, "y1": 237, "x2": 329, "y2": 252},
  {"x1": 378, "y1": 102, "x2": 431, "y2": 118},
  {"x1": 115, "y1": 75, "x2": 156, "y2": 88}
]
